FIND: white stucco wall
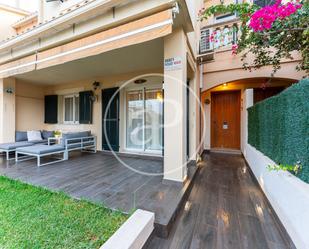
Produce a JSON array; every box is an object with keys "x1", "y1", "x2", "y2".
[
  {"x1": 0, "y1": 7, "x2": 27, "y2": 41},
  {"x1": 15, "y1": 80, "x2": 45, "y2": 131},
  {"x1": 163, "y1": 28, "x2": 188, "y2": 182},
  {"x1": 0, "y1": 78, "x2": 16, "y2": 143}
]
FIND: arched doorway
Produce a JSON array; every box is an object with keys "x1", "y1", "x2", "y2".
[{"x1": 201, "y1": 77, "x2": 297, "y2": 152}]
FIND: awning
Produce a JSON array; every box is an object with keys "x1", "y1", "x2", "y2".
[{"x1": 0, "y1": 9, "x2": 173, "y2": 78}]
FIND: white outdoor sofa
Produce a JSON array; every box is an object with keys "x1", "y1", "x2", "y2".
[
  {"x1": 15, "y1": 131, "x2": 97, "y2": 167},
  {"x1": 0, "y1": 131, "x2": 53, "y2": 160},
  {"x1": 16, "y1": 145, "x2": 66, "y2": 167}
]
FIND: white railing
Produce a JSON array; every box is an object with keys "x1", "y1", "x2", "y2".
[{"x1": 200, "y1": 23, "x2": 240, "y2": 54}]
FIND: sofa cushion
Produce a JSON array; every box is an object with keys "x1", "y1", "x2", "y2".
[
  {"x1": 61, "y1": 131, "x2": 91, "y2": 146},
  {"x1": 0, "y1": 141, "x2": 34, "y2": 150},
  {"x1": 27, "y1": 131, "x2": 43, "y2": 142},
  {"x1": 16, "y1": 145, "x2": 65, "y2": 155},
  {"x1": 15, "y1": 131, "x2": 28, "y2": 142},
  {"x1": 42, "y1": 130, "x2": 54, "y2": 140},
  {"x1": 31, "y1": 139, "x2": 48, "y2": 144}
]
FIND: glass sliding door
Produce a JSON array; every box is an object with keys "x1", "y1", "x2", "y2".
[
  {"x1": 145, "y1": 89, "x2": 163, "y2": 152},
  {"x1": 126, "y1": 88, "x2": 163, "y2": 153}
]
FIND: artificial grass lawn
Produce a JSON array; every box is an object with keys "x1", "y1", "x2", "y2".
[{"x1": 0, "y1": 176, "x2": 128, "y2": 249}]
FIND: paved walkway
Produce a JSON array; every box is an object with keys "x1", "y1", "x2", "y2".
[{"x1": 145, "y1": 153, "x2": 295, "y2": 249}]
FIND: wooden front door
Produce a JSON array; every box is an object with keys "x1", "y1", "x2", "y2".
[{"x1": 211, "y1": 91, "x2": 241, "y2": 150}]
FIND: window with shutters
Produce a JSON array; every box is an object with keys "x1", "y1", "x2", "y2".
[{"x1": 63, "y1": 94, "x2": 79, "y2": 124}]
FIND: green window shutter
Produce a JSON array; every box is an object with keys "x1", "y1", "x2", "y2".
[
  {"x1": 102, "y1": 88, "x2": 119, "y2": 151},
  {"x1": 79, "y1": 91, "x2": 93, "y2": 124},
  {"x1": 44, "y1": 95, "x2": 58, "y2": 124}
]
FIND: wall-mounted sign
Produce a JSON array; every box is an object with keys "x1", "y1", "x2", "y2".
[{"x1": 164, "y1": 57, "x2": 182, "y2": 71}]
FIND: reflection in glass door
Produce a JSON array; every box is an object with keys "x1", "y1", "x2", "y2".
[
  {"x1": 126, "y1": 88, "x2": 163, "y2": 153},
  {"x1": 126, "y1": 90, "x2": 143, "y2": 150},
  {"x1": 145, "y1": 89, "x2": 163, "y2": 151}
]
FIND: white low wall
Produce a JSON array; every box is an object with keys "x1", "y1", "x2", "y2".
[
  {"x1": 243, "y1": 144, "x2": 309, "y2": 249},
  {"x1": 100, "y1": 209, "x2": 154, "y2": 249}
]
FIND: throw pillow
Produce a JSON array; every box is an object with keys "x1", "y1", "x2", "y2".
[{"x1": 27, "y1": 130, "x2": 43, "y2": 141}]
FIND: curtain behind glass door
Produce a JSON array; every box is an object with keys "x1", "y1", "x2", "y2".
[
  {"x1": 126, "y1": 90, "x2": 144, "y2": 150},
  {"x1": 145, "y1": 89, "x2": 163, "y2": 151}
]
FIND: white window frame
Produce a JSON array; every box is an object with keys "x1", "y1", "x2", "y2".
[
  {"x1": 214, "y1": 0, "x2": 238, "y2": 23},
  {"x1": 124, "y1": 85, "x2": 163, "y2": 155},
  {"x1": 63, "y1": 94, "x2": 79, "y2": 124},
  {"x1": 214, "y1": 13, "x2": 237, "y2": 24}
]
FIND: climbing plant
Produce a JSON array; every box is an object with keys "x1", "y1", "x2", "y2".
[{"x1": 199, "y1": 0, "x2": 309, "y2": 76}]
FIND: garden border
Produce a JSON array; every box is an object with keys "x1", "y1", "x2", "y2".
[
  {"x1": 100, "y1": 209, "x2": 154, "y2": 249},
  {"x1": 243, "y1": 144, "x2": 309, "y2": 249}
]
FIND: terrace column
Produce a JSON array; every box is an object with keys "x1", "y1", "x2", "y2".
[
  {"x1": 242, "y1": 89, "x2": 254, "y2": 156},
  {"x1": 163, "y1": 28, "x2": 188, "y2": 183},
  {"x1": 0, "y1": 78, "x2": 16, "y2": 143}
]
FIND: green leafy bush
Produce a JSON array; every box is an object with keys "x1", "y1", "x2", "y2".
[
  {"x1": 267, "y1": 162, "x2": 302, "y2": 175},
  {"x1": 248, "y1": 78, "x2": 309, "y2": 182}
]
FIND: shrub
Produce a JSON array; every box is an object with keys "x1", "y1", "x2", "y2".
[{"x1": 248, "y1": 78, "x2": 309, "y2": 182}]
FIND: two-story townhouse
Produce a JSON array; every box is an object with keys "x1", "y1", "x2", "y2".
[
  {"x1": 0, "y1": 1, "x2": 307, "y2": 248},
  {"x1": 0, "y1": 0, "x2": 203, "y2": 184}
]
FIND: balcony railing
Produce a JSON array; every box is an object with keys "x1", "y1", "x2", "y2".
[{"x1": 199, "y1": 22, "x2": 240, "y2": 55}]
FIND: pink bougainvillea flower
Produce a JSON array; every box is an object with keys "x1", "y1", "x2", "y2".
[
  {"x1": 209, "y1": 33, "x2": 215, "y2": 42},
  {"x1": 249, "y1": 1, "x2": 302, "y2": 32},
  {"x1": 274, "y1": 0, "x2": 282, "y2": 6},
  {"x1": 232, "y1": 44, "x2": 238, "y2": 55},
  {"x1": 198, "y1": 7, "x2": 206, "y2": 17}
]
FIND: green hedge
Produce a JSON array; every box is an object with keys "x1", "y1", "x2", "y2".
[{"x1": 248, "y1": 78, "x2": 309, "y2": 183}]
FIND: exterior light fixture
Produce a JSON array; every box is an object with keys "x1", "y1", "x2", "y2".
[
  {"x1": 134, "y1": 79, "x2": 147, "y2": 84},
  {"x1": 205, "y1": 99, "x2": 210, "y2": 105},
  {"x1": 4, "y1": 87, "x2": 14, "y2": 94},
  {"x1": 92, "y1": 81, "x2": 101, "y2": 91},
  {"x1": 91, "y1": 82, "x2": 100, "y2": 102},
  {"x1": 156, "y1": 92, "x2": 163, "y2": 102}
]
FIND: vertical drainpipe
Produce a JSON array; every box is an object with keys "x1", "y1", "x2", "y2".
[
  {"x1": 199, "y1": 62, "x2": 203, "y2": 89},
  {"x1": 199, "y1": 61, "x2": 203, "y2": 157}
]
